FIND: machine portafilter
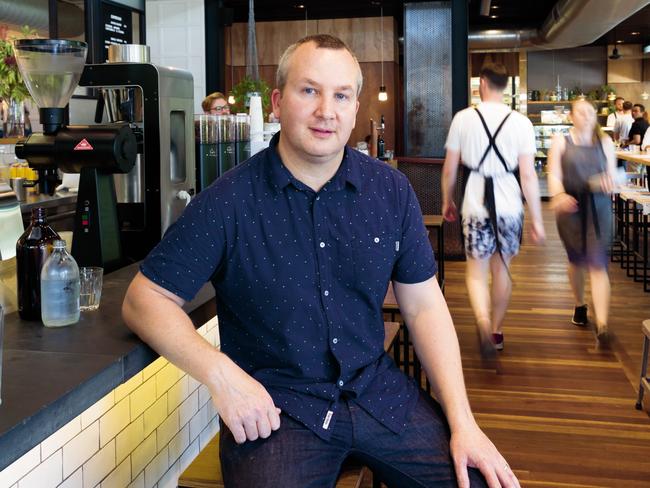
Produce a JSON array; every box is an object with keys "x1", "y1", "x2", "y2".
[{"x1": 13, "y1": 39, "x2": 138, "y2": 271}]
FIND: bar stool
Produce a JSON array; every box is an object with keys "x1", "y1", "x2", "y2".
[{"x1": 635, "y1": 319, "x2": 650, "y2": 410}]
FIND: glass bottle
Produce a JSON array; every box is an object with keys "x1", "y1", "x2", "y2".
[
  {"x1": 377, "y1": 115, "x2": 386, "y2": 159},
  {"x1": 40, "y1": 240, "x2": 80, "y2": 327},
  {"x1": 16, "y1": 207, "x2": 60, "y2": 321}
]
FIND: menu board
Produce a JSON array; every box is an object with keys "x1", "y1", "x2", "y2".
[{"x1": 101, "y1": 2, "x2": 133, "y2": 56}]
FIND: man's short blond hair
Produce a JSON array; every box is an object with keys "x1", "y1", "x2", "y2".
[
  {"x1": 201, "y1": 91, "x2": 227, "y2": 113},
  {"x1": 276, "y1": 34, "x2": 363, "y2": 97}
]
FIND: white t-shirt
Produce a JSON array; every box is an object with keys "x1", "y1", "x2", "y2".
[
  {"x1": 642, "y1": 125, "x2": 650, "y2": 150},
  {"x1": 614, "y1": 113, "x2": 634, "y2": 141},
  {"x1": 606, "y1": 111, "x2": 624, "y2": 128},
  {"x1": 445, "y1": 102, "x2": 536, "y2": 220}
]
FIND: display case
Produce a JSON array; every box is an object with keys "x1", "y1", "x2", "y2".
[{"x1": 534, "y1": 123, "x2": 571, "y2": 160}]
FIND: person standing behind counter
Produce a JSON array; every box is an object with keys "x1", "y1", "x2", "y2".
[
  {"x1": 442, "y1": 62, "x2": 545, "y2": 359},
  {"x1": 202, "y1": 91, "x2": 230, "y2": 115},
  {"x1": 547, "y1": 100, "x2": 616, "y2": 342},
  {"x1": 123, "y1": 35, "x2": 520, "y2": 488}
]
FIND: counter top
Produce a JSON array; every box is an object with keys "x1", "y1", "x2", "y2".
[
  {"x1": 19, "y1": 190, "x2": 77, "y2": 213},
  {"x1": 616, "y1": 151, "x2": 650, "y2": 166},
  {"x1": 0, "y1": 262, "x2": 216, "y2": 471}
]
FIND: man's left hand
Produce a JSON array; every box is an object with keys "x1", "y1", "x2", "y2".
[{"x1": 450, "y1": 424, "x2": 521, "y2": 488}]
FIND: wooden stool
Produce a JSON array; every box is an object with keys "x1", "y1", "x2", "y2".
[
  {"x1": 178, "y1": 322, "x2": 401, "y2": 487},
  {"x1": 635, "y1": 319, "x2": 650, "y2": 410}
]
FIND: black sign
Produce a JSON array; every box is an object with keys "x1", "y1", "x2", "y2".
[{"x1": 101, "y1": 2, "x2": 133, "y2": 57}]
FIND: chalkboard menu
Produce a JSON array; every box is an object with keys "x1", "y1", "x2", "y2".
[{"x1": 101, "y1": 2, "x2": 133, "y2": 56}]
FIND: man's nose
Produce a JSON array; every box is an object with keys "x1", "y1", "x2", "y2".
[{"x1": 315, "y1": 95, "x2": 335, "y2": 119}]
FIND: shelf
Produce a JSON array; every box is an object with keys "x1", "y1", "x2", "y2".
[
  {"x1": 0, "y1": 137, "x2": 22, "y2": 145},
  {"x1": 527, "y1": 100, "x2": 609, "y2": 105}
]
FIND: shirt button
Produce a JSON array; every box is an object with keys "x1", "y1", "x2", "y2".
[
  {"x1": 338, "y1": 380, "x2": 344, "y2": 387},
  {"x1": 332, "y1": 337, "x2": 338, "y2": 344},
  {"x1": 324, "y1": 290, "x2": 329, "y2": 296},
  {"x1": 316, "y1": 196, "x2": 320, "y2": 200},
  {"x1": 319, "y1": 242, "x2": 325, "y2": 248},
  {"x1": 374, "y1": 237, "x2": 380, "y2": 243}
]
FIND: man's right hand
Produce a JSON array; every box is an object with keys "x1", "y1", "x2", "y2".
[
  {"x1": 210, "y1": 354, "x2": 281, "y2": 444},
  {"x1": 551, "y1": 192, "x2": 578, "y2": 214}
]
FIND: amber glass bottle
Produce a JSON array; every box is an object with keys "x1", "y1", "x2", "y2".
[{"x1": 16, "y1": 207, "x2": 60, "y2": 321}]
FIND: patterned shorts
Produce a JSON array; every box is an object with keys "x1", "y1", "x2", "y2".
[{"x1": 462, "y1": 215, "x2": 523, "y2": 260}]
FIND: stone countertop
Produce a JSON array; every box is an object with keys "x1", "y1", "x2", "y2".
[{"x1": 0, "y1": 262, "x2": 216, "y2": 471}]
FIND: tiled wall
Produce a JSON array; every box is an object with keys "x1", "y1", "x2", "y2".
[
  {"x1": 0, "y1": 317, "x2": 220, "y2": 488},
  {"x1": 145, "y1": 0, "x2": 206, "y2": 114}
]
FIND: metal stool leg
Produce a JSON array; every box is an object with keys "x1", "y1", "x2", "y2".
[{"x1": 636, "y1": 334, "x2": 650, "y2": 410}]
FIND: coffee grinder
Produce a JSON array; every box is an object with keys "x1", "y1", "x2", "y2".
[{"x1": 13, "y1": 39, "x2": 137, "y2": 272}]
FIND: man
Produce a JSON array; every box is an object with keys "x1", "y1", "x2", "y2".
[
  {"x1": 606, "y1": 96, "x2": 625, "y2": 128},
  {"x1": 628, "y1": 103, "x2": 649, "y2": 147},
  {"x1": 613, "y1": 101, "x2": 634, "y2": 144},
  {"x1": 442, "y1": 63, "x2": 545, "y2": 358},
  {"x1": 123, "y1": 36, "x2": 519, "y2": 488},
  {"x1": 202, "y1": 91, "x2": 231, "y2": 115}
]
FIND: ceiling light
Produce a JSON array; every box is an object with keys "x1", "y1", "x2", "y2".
[
  {"x1": 616, "y1": 40, "x2": 624, "y2": 44},
  {"x1": 378, "y1": 5, "x2": 387, "y2": 102},
  {"x1": 641, "y1": 91, "x2": 649, "y2": 101},
  {"x1": 378, "y1": 86, "x2": 388, "y2": 102},
  {"x1": 491, "y1": 5, "x2": 499, "y2": 8},
  {"x1": 490, "y1": 15, "x2": 498, "y2": 19},
  {"x1": 631, "y1": 32, "x2": 640, "y2": 36},
  {"x1": 228, "y1": 94, "x2": 236, "y2": 105}
]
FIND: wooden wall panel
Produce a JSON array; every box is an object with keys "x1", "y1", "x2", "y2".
[
  {"x1": 226, "y1": 17, "x2": 396, "y2": 66},
  {"x1": 607, "y1": 44, "x2": 643, "y2": 83}
]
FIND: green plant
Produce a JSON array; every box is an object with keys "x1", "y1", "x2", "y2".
[
  {"x1": 0, "y1": 26, "x2": 37, "y2": 102},
  {"x1": 229, "y1": 76, "x2": 271, "y2": 118}
]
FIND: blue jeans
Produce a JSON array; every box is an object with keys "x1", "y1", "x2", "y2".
[{"x1": 220, "y1": 390, "x2": 488, "y2": 487}]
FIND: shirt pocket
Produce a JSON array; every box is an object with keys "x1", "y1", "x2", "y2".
[{"x1": 352, "y1": 230, "x2": 399, "y2": 294}]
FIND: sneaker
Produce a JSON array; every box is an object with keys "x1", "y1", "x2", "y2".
[
  {"x1": 572, "y1": 305, "x2": 588, "y2": 326},
  {"x1": 492, "y1": 333, "x2": 504, "y2": 351}
]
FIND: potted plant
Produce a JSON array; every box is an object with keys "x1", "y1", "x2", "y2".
[
  {"x1": 229, "y1": 76, "x2": 271, "y2": 119},
  {"x1": 0, "y1": 26, "x2": 37, "y2": 137}
]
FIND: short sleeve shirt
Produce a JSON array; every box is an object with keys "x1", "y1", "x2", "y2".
[
  {"x1": 141, "y1": 132, "x2": 437, "y2": 440},
  {"x1": 629, "y1": 118, "x2": 649, "y2": 143},
  {"x1": 445, "y1": 102, "x2": 536, "y2": 220}
]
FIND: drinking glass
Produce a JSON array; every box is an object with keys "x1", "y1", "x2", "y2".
[{"x1": 79, "y1": 267, "x2": 103, "y2": 311}]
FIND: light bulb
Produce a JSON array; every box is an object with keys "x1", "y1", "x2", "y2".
[
  {"x1": 228, "y1": 94, "x2": 236, "y2": 105},
  {"x1": 642, "y1": 92, "x2": 649, "y2": 101},
  {"x1": 378, "y1": 86, "x2": 388, "y2": 102},
  {"x1": 607, "y1": 92, "x2": 616, "y2": 101}
]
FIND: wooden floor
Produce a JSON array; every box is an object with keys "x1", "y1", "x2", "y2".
[{"x1": 342, "y1": 203, "x2": 650, "y2": 488}]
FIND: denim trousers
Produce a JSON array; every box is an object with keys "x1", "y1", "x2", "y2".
[{"x1": 219, "y1": 389, "x2": 488, "y2": 488}]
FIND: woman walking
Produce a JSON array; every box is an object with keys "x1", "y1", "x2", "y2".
[{"x1": 547, "y1": 100, "x2": 616, "y2": 342}]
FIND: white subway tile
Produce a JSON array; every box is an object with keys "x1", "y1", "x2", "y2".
[
  {"x1": 57, "y1": 468, "x2": 82, "y2": 488},
  {"x1": 99, "y1": 397, "x2": 130, "y2": 447},
  {"x1": 167, "y1": 376, "x2": 189, "y2": 414},
  {"x1": 0, "y1": 445, "x2": 40, "y2": 487},
  {"x1": 187, "y1": 375, "x2": 200, "y2": 395},
  {"x1": 178, "y1": 439, "x2": 200, "y2": 475},
  {"x1": 81, "y1": 391, "x2": 115, "y2": 430},
  {"x1": 167, "y1": 424, "x2": 189, "y2": 463},
  {"x1": 82, "y1": 439, "x2": 115, "y2": 488},
  {"x1": 156, "y1": 409, "x2": 179, "y2": 449},
  {"x1": 131, "y1": 432, "x2": 156, "y2": 480},
  {"x1": 198, "y1": 384, "x2": 211, "y2": 408},
  {"x1": 179, "y1": 390, "x2": 198, "y2": 428},
  {"x1": 41, "y1": 417, "x2": 81, "y2": 460},
  {"x1": 157, "y1": 458, "x2": 179, "y2": 488},
  {"x1": 63, "y1": 422, "x2": 100, "y2": 479},
  {"x1": 115, "y1": 373, "x2": 143, "y2": 402},
  {"x1": 17, "y1": 450, "x2": 62, "y2": 488},
  {"x1": 127, "y1": 470, "x2": 144, "y2": 488},
  {"x1": 144, "y1": 447, "x2": 168, "y2": 488},
  {"x1": 159, "y1": 2, "x2": 187, "y2": 26},
  {"x1": 130, "y1": 377, "x2": 156, "y2": 420},
  {"x1": 199, "y1": 418, "x2": 220, "y2": 452},
  {"x1": 142, "y1": 358, "x2": 166, "y2": 381},
  {"x1": 155, "y1": 364, "x2": 181, "y2": 398},
  {"x1": 116, "y1": 417, "x2": 144, "y2": 465},
  {"x1": 187, "y1": 1, "x2": 204, "y2": 27},
  {"x1": 99, "y1": 457, "x2": 130, "y2": 488},
  {"x1": 143, "y1": 395, "x2": 167, "y2": 438},
  {"x1": 189, "y1": 403, "x2": 210, "y2": 441}
]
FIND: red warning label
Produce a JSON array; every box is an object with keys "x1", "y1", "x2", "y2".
[{"x1": 74, "y1": 138, "x2": 94, "y2": 151}]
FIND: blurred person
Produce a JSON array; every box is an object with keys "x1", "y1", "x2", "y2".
[
  {"x1": 606, "y1": 96, "x2": 625, "y2": 128},
  {"x1": 547, "y1": 100, "x2": 616, "y2": 343},
  {"x1": 613, "y1": 101, "x2": 633, "y2": 144},
  {"x1": 123, "y1": 35, "x2": 519, "y2": 488},
  {"x1": 442, "y1": 63, "x2": 545, "y2": 359},
  {"x1": 202, "y1": 91, "x2": 230, "y2": 115}
]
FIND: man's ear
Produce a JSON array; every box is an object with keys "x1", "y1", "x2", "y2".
[{"x1": 271, "y1": 88, "x2": 282, "y2": 120}]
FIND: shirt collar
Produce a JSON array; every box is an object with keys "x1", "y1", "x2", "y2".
[{"x1": 265, "y1": 131, "x2": 362, "y2": 193}]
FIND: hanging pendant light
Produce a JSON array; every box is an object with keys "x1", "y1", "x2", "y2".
[
  {"x1": 378, "y1": 5, "x2": 387, "y2": 102},
  {"x1": 228, "y1": 25, "x2": 236, "y2": 105}
]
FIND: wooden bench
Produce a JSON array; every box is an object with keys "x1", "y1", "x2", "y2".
[{"x1": 178, "y1": 322, "x2": 401, "y2": 488}]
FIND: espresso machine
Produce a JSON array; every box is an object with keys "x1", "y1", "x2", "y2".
[{"x1": 13, "y1": 40, "x2": 195, "y2": 272}]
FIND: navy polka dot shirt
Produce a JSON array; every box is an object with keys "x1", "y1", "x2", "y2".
[{"x1": 141, "y1": 132, "x2": 437, "y2": 440}]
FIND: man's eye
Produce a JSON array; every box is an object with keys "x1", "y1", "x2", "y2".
[
  {"x1": 303, "y1": 87, "x2": 316, "y2": 95},
  {"x1": 335, "y1": 93, "x2": 350, "y2": 102}
]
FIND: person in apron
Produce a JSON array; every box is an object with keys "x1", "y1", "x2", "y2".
[
  {"x1": 443, "y1": 63, "x2": 545, "y2": 361},
  {"x1": 547, "y1": 100, "x2": 616, "y2": 343}
]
